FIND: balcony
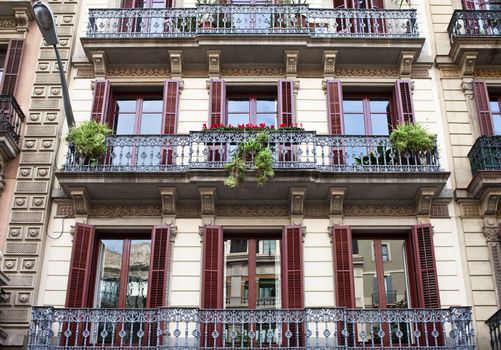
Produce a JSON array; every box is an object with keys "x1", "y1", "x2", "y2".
[
  {"x1": 55, "y1": 130, "x2": 449, "y2": 202},
  {"x1": 0, "y1": 95, "x2": 25, "y2": 161},
  {"x1": 447, "y1": 10, "x2": 501, "y2": 64},
  {"x1": 81, "y1": 6, "x2": 424, "y2": 67},
  {"x1": 487, "y1": 308, "x2": 501, "y2": 349},
  {"x1": 466, "y1": 136, "x2": 501, "y2": 199},
  {"x1": 28, "y1": 306, "x2": 475, "y2": 349}
]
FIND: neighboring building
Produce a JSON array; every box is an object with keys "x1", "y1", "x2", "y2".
[
  {"x1": 2, "y1": 0, "x2": 501, "y2": 349},
  {"x1": 0, "y1": 1, "x2": 38, "y2": 347}
]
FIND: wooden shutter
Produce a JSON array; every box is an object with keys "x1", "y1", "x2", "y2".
[
  {"x1": 146, "y1": 225, "x2": 171, "y2": 308},
  {"x1": 281, "y1": 225, "x2": 304, "y2": 309},
  {"x1": 1, "y1": 39, "x2": 24, "y2": 96},
  {"x1": 65, "y1": 223, "x2": 95, "y2": 308},
  {"x1": 278, "y1": 80, "x2": 295, "y2": 126},
  {"x1": 331, "y1": 225, "x2": 355, "y2": 308},
  {"x1": 90, "y1": 80, "x2": 111, "y2": 124},
  {"x1": 393, "y1": 80, "x2": 415, "y2": 124},
  {"x1": 201, "y1": 225, "x2": 224, "y2": 309},
  {"x1": 209, "y1": 80, "x2": 226, "y2": 126},
  {"x1": 326, "y1": 80, "x2": 344, "y2": 135},
  {"x1": 473, "y1": 81, "x2": 494, "y2": 136},
  {"x1": 462, "y1": 0, "x2": 476, "y2": 9},
  {"x1": 122, "y1": 0, "x2": 135, "y2": 7},
  {"x1": 163, "y1": 80, "x2": 180, "y2": 134},
  {"x1": 411, "y1": 224, "x2": 440, "y2": 308}
]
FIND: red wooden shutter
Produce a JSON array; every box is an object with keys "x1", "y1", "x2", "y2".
[
  {"x1": 1, "y1": 39, "x2": 24, "y2": 96},
  {"x1": 282, "y1": 225, "x2": 304, "y2": 309},
  {"x1": 201, "y1": 225, "x2": 224, "y2": 308},
  {"x1": 278, "y1": 80, "x2": 295, "y2": 126},
  {"x1": 163, "y1": 80, "x2": 179, "y2": 134},
  {"x1": 122, "y1": 0, "x2": 135, "y2": 7},
  {"x1": 411, "y1": 224, "x2": 440, "y2": 308},
  {"x1": 65, "y1": 223, "x2": 96, "y2": 308},
  {"x1": 331, "y1": 225, "x2": 355, "y2": 307},
  {"x1": 473, "y1": 81, "x2": 494, "y2": 136},
  {"x1": 209, "y1": 80, "x2": 226, "y2": 126},
  {"x1": 462, "y1": 0, "x2": 476, "y2": 9},
  {"x1": 393, "y1": 80, "x2": 415, "y2": 124},
  {"x1": 90, "y1": 80, "x2": 111, "y2": 124},
  {"x1": 326, "y1": 80, "x2": 344, "y2": 135},
  {"x1": 146, "y1": 225, "x2": 171, "y2": 308}
]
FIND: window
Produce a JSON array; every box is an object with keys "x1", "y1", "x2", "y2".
[
  {"x1": 122, "y1": 0, "x2": 171, "y2": 8},
  {"x1": 333, "y1": 0, "x2": 384, "y2": 8},
  {"x1": 113, "y1": 97, "x2": 164, "y2": 135},
  {"x1": 489, "y1": 96, "x2": 501, "y2": 135},
  {"x1": 227, "y1": 97, "x2": 277, "y2": 127},
  {"x1": 0, "y1": 49, "x2": 5, "y2": 85},
  {"x1": 462, "y1": 0, "x2": 501, "y2": 9},
  {"x1": 343, "y1": 97, "x2": 393, "y2": 136}
]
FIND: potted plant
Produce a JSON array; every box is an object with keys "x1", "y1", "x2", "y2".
[
  {"x1": 65, "y1": 120, "x2": 112, "y2": 166},
  {"x1": 224, "y1": 132, "x2": 275, "y2": 188},
  {"x1": 389, "y1": 123, "x2": 436, "y2": 164}
]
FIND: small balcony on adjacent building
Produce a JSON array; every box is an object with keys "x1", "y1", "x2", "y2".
[
  {"x1": 55, "y1": 130, "x2": 449, "y2": 203},
  {"x1": 0, "y1": 95, "x2": 25, "y2": 162},
  {"x1": 447, "y1": 8, "x2": 501, "y2": 64},
  {"x1": 28, "y1": 306, "x2": 475, "y2": 350},
  {"x1": 81, "y1": 5, "x2": 424, "y2": 68},
  {"x1": 466, "y1": 135, "x2": 501, "y2": 199}
]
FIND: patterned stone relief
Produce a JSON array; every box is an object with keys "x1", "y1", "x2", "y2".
[{"x1": 474, "y1": 69, "x2": 501, "y2": 78}]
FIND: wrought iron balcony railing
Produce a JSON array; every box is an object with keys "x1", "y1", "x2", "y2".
[
  {"x1": 0, "y1": 95, "x2": 25, "y2": 144},
  {"x1": 468, "y1": 135, "x2": 501, "y2": 175},
  {"x1": 448, "y1": 9, "x2": 501, "y2": 43},
  {"x1": 486, "y1": 308, "x2": 501, "y2": 349},
  {"x1": 61, "y1": 131, "x2": 441, "y2": 174},
  {"x1": 28, "y1": 306, "x2": 475, "y2": 349},
  {"x1": 87, "y1": 6, "x2": 418, "y2": 38}
]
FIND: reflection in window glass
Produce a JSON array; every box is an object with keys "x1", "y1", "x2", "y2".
[
  {"x1": 96, "y1": 240, "x2": 124, "y2": 308},
  {"x1": 126, "y1": 240, "x2": 151, "y2": 309}
]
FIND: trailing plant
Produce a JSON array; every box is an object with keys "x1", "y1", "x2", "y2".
[
  {"x1": 389, "y1": 123, "x2": 436, "y2": 153},
  {"x1": 224, "y1": 132, "x2": 275, "y2": 188},
  {"x1": 65, "y1": 120, "x2": 112, "y2": 165}
]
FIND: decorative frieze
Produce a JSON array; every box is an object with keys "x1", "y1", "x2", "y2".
[
  {"x1": 474, "y1": 69, "x2": 501, "y2": 78},
  {"x1": 88, "y1": 204, "x2": 162, "y2": 217},
  {"x1": 221, "y1": 67, "x2": 285, "y2": 77},
  {"x1": 441, "y1": 69, "x2": 461, "y2": 79},
  {"x1": 108, "y1": 65, "x2": 170, "y2": 78},
  {"x1": 336, "y1": 67, "x2": 399, "y2": 78},
  {"x1": 216, "y1": 204, "x2": 288, "y2": 217}
]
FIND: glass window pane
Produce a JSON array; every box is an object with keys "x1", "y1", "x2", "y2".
[
  {"x1": 369, "y1": 100, "x2": 390, "y2": 113},
  {"x1": 126, "y1": 240, "x2": 151, "y2": 309},
  {"x1": 142, "y1": 100, "x2": 163, "y2": 113},
  {"x1": 490, "y1": 100, "x2": 500, "y2": 113},
  {"x1": 115, "y1": 114, "x2": 136, "y2": 134},
  {"x1": 256, "y1": 114, "x2": 276, "y2": 126},
  {"x1": 493, "y1": 114, "x2": 501, "y2": 135},
  {"x1": 140, "y1": 114, "x2": 162, "y2": 134},
  {"x1": 256, "y1": 240, "x2": 281, "y2": 309},
  {"x1": 228, "y1": 100, "x2": 250, "y2": 113},
  {"x1": 228, "y1": 114, "x2": 250, "y2": 126},
  {"x1": 353, "y1": 239, "x2": 377, "y2": 309},
  {"x1": 344, "y1": 114, "x2": 365, "y2": 135},
  {"x1": 382, "y1": 240, "x2": 409, "y2": 309},
  {"x1": 95, "y1": 240, "x2": 123, "y2": 308},
  {"x1": 256, "y1": 99, "x2": 277, "y2": 113},
  {"x1": 371, "y1": 114, "x2": 390, "y2": 135},
  {"x1": 343, "y1": 100, "x2": 364, "y2": 113},
  {"x1": 225, "y1": 239, "x2": 249, "y2": 308},
  {"x1": 117, "y1": 100, "x2": 137, "y2": 113}
]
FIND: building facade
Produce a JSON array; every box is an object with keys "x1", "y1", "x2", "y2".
[{"x1": 1, "y1": 0, "x2": 500, "y2": 349}]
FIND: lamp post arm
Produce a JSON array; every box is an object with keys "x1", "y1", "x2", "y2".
[{"x1": 53, "y1": 44, "x2": 75, "y2": 128}]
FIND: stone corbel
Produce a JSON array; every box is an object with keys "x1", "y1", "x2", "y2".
[
  {"x1": 481, "y1": 190, "x2": 501, "y2": 216},
  {"x1": 159, "y1": 187, "x2": 177, "y2": 221},
  {"x1": 328, "y1": 187, "x2": 346, "y2": 216},
  {"x1": 169, "y1": 51, "x2": 183, "y2": 77},
  {"x1": 70, "y1": 187, "x2": 90, "y2": 216},
  {"x1": 13, "y1": 7, "x2": 31, "y2": 33},
  {"x1": 199, "y1": 187, "x2": 216, "y2": 216},
  {"x1": 285, "y1": 51, "x2": 299, "y2": 78},
  {"x1": 460, "y1": 52, "x2": 478, "y2": 77},
  {"x1": 398, "y1": 51, "x2": 414, "y2": 78},
  {"x1": 290, "y1": 187, "x2": 306, "y2": 216},
  {"x1": 207, "y1": 50, "x2": 221, "y2": 78},
  {"x1": 92, "y1": 51, "x2": 108, "y2": 78},
  {"x1": 323, "y1": 51, "x2": 337, "y2": 78},
  {"x1": 415, "y1": 187, "x2": 437, "y2": 217}
]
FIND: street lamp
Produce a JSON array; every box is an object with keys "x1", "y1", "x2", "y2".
[{"x1": 32, "y1": 1, "x2": 75, "y2": 127}]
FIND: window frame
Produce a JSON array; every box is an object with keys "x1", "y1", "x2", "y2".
[
  {"x1": 489, "y1": 95, "x2": 501, "y2": 135},
  {"x1": 226, "y1": 93, "x2": 278, "y2": 127},
  {"x1": 112, "y1": 93, "x2": 165, "y2": 135},
  {"x1": 342, "y1": 94, "x2": 394, "y2": 136}
]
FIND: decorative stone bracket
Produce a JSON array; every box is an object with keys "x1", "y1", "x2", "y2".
[
  {"x1": 70, "y1": 187, "x2": 89, "y2": 216},
  {"x1": 207, "y1": 50, "x2": 221, "y2": 78},
  {"x1": 199, "y1": 187, "x2": 216, "y2": 216},
  {"x1": 461, "y1": 52, "x2": 478, "y2": 77},
  {"x1": 398, "y1": 51, "x2": 415, "y2": 78},
  {"x1": 481, "y1": 190, "x2": 501, "y2": 216},
  {"x1": 415, "y1": 187, "x2": 437, "y2": 216},
  {"x1": 13, "y1": 6, "x2": 32, "y2": 33},
  {"x1": 160, "y1": 187, "x2": 177, "y2": 216},
  {"x1": 91, "y1": 51, "x2": 108, "y2": 78},
  {"x1": 323, "y1": 51, "x2": 337, "y2": 78},
  {"x1": 285, "y1": 51, "x2": 299, "y2": 78},
  {"x1": 328, "y1": 187, "x2": 346, "y2": 216},
  {"x1": 169, "y1": 51, "x2": 183, "y2": 77},
  {"x1": 290, "y1": 187, "x2": 306, "y2": 216}
]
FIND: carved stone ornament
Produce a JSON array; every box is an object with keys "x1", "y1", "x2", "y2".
[
  {"x1": 488, "y1": 242, "x2": 501, "y2": 304},
  {"x1": 92, "y1": 51, "x2": 107, "y2": 77},
  {"x1": 290, "y1": 187, "x2": 306, "y2": 216},
  {"x1": 411, "y1": 68, "x2": 430, "y2": 79},
  {"x1": 160, "y1": 187, "x2": 177, "y2": 216},
  {"x1": 108, "y1": 65, "x2": 170, "y2": 78},
  {"x1": 323, "y1": 51, "x2": 337, "y2": 77},
  {"x1": 461, "y1": 53, "x2": 477, "y2": 76},
  {"x1": 88, "y1": 204, "x2": 161, "y2": 217},
  {"x1": 70, "y1": 188, "x2": 89, "y2": 216},
  {"x1": 216, "y1": 204, "x2": 289, "y2": 217},
  {"x1": 462, "y1": 204, "x2": 480, "y2": 217},
  {"x1": 441, "y1": 69, "x2": 461, "y2": 79},
  {"x1": 76, "y1": 68, "x2": 95, "y2": 78},
  {"x1": 329, "y1": 187, "x2": 346, "y2": 216},
  {"x1": 399, "y1": 52, "x2": 414, "y2": 77},
  {"x1": 336, "y1": 67, "x2": 399, "y2": 78},
  {"x1": 484, "y1": 226, "x2": 500, "y2": 242},
  {"x1": 285, "y1": 51, "x2": 299, "y2": 77},
  {"x1": 199, "y1": 187, "x2": 216, "y2": 216},
  {"x1": 169, "y1": 51, "x2": 183, "y2": 76},
  {"x1": 344, "y1": 204, "x2": 415, "y2": 216},
  {"x1": 475, "y1": 69, "x2": 501, "y2": 78},
  {"x1": 415, "y1": 187, "x2": 436, "y2": 216},
  {"x1": 221, "y1": 67, "x2": 285, "y2": 77},
  {"x1": 207, "y1": 51, "x2": 221, "y2": 77},
  {"x1": 482, "y1": 192, "x2": 501, "y2": 216},
  {"x1": 13, "y1": 7, "x2": 31, "y2": 33},
  {"x1": 0, "y1": 17, "x2": 16, "y2": 30}
]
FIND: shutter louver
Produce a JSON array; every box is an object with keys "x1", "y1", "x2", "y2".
[
  {"x1": 209, "y1": 80, "x2": 226, "y2": 126},
  {"x1": 462, "y1": 0, "x2": 476, "y2": 9},
  {"x1": 65, "y1": 223, "x2": 95, "y2": 308},
  {"x1": 278, "y1": 80, "x2": 295, "y2": 126},
  {"x1": 163, "y1": 80, "x2": 179, "y2": 134},
  {"x1": 90, "y1": 80, "x2": 111, "y2": 124},
  {"x1": 146, "y1": 225, "x2": 171, "y2": 308},
  {"x1": 473, "y1": 81, "x2": 494, "y2": 136},
  {"x1": 1, "y1": 39, "x2": 24, "y2": 96},
  {"x1": 394, "y1": 80, "x2": 415, "y2": 124},
  {"x1": 122, "y1": 0, "x2": 135, "y2": 7},
  {"x1": 201, "y1": 225, "x2": 224, "y2": 308},
  {"x1": 326, "y1": 80, "x2": 344, "y2": 135},
  {"x1": 282, "y1": 225, "x2": 304, "y2": 308},
  {"x1": 331, "y1": 225, "x2": 355, "y2": 307}
]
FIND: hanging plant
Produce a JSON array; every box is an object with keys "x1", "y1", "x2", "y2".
[
  {"x1": 224, "y1": 132, "x2": 275, "y2": 188},
  {"x1": 65, "y1": 120, "x2": 112, "y2": 165}
]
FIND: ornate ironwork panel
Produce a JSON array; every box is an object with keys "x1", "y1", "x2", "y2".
[
  {"x1": 487, "y1": 308, "x2": 501, "y2": 349},
  {"x1": 468, "y1": 135, "x2": 501, "y2": 175},
  {"x1": 87, "y1": 6, "x2": 419, "y2": 38},
  {"x1": 0, "y1": 95, "x2": 25, "y2": 144},
  {"x1": 448, "y1": 10, "x2": 501, "y2": 43}
]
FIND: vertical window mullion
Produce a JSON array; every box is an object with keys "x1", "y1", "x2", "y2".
[
  {"x1": 363, "y1": 98, "x2": 372, "y2": 135},
  {"x1": 373, "y1": 240, "x2": 387, "y2": 308},
  {"x1": 248, "y1": 239, "x2": 257, "y2": 309},
  {"x1": 250, "y1": 97, "x2": 257, "y2": 124},
  {"x1": 119, "y1": 240, "x2": 132, "y2": 309}
]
